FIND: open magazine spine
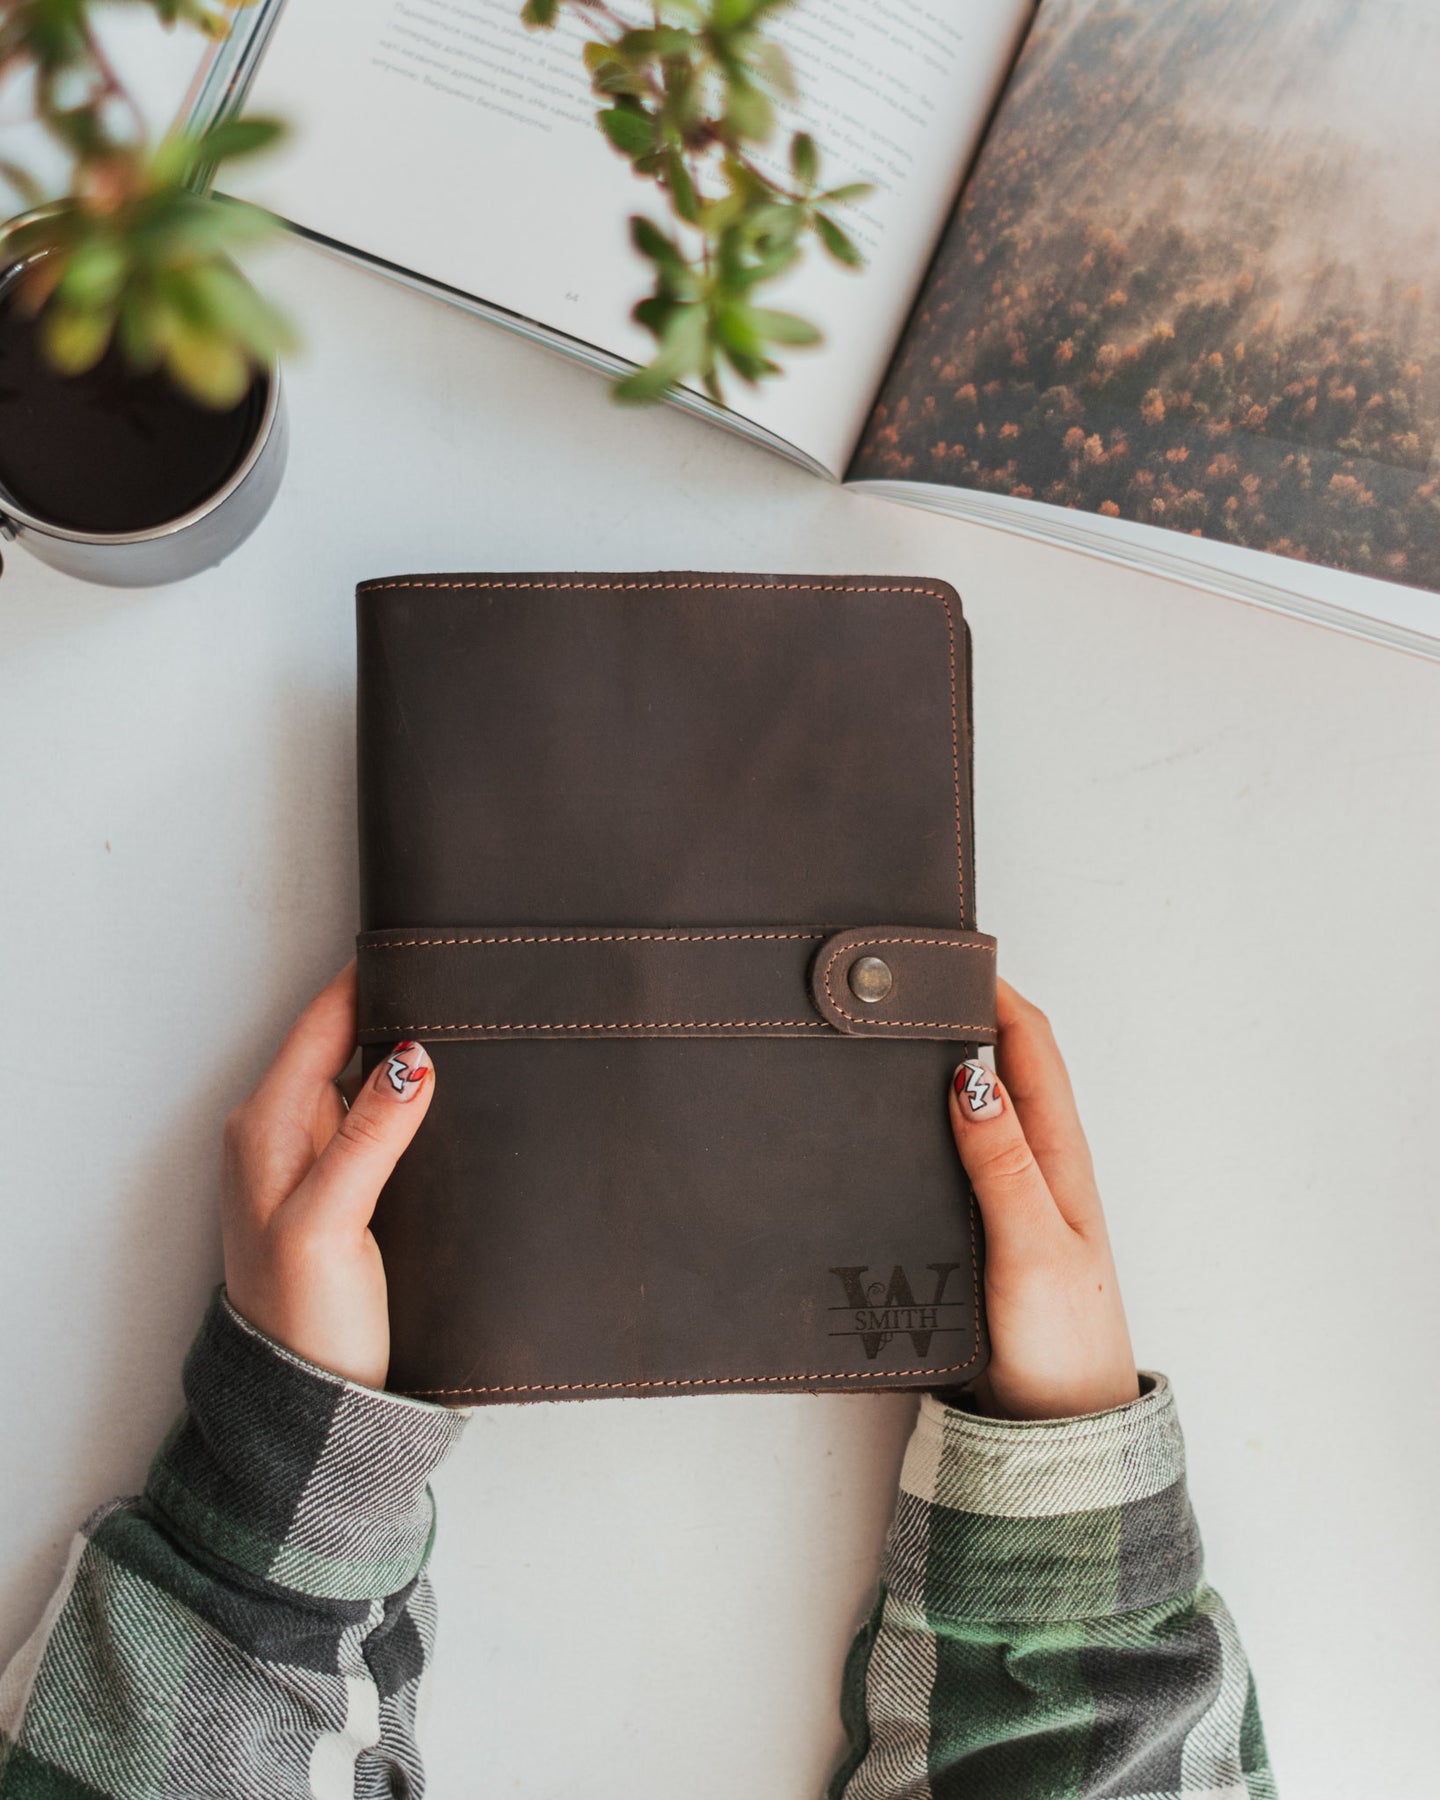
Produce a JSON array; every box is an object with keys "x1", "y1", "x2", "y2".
[
  {"x1": 184, "y1": 0, "x2": 289, "y2": 136},
  {"x1": 288, "y1": 228, "x2": 835, "y2": 476}
]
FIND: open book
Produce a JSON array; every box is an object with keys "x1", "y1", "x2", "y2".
[{"x1": 191, "y1": 0, "x2": 1440, "y2": 658}]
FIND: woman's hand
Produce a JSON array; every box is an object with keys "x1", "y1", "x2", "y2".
[
  {"x1": 221, "y1": 961, "x2": 434, "y2": 1388},
  {"x1": 949, "y1": 979, "x2": 1139, "y2": 1420}
]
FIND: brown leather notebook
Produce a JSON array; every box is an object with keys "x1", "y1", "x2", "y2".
[{"x1": 355, "y1": 573, "x2": 996, "y2": 1404}]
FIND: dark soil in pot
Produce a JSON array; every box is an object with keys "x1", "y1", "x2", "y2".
[{"x1": 0, "y1": 275, "x2": 268, "y2": 535}]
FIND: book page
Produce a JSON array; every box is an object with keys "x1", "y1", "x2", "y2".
[
  {"x1": 848, "y1": 0, "x2": 1440, "y2": 614},
  {"x1": 226, "y1": 0, "x2": 1035, "y2": 473}
]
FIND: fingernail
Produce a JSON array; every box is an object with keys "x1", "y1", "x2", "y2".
[
  {"x1": 378, "y1": 1039, "x2": 431, "y2": 1102},
  {"x1": 954, "y1": 1060, "x2": 1003, "y2": 1120}
]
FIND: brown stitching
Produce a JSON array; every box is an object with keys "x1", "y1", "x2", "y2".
[
  {"x1": 366, "y1": 1020, "x2": 825, "y2": 1033},
  {"x1": 835, "y1": 1023, "x2": 992, "y2": 1034},
  {"x1": 819, "y1": 936, "x2": 995, "y2": 1031},
  {"x1": 365, "y1": 931, "x2": 825, "y2": 948},
  {"x1": 402, "y1": 1340, "x2": 985, "y2": 1397},
  {"x1": 357, "y1": 577, "x2": 968, "y2": 927},
  {"x1": 358, "y1": 578, "x2": 951, "y2": 596},
  {"x1": 828, "y1": 937, "x2": 994, "y2": 946},
  {"x1": 938, "y1": 592, "x2": 964, "y2": 922},
  {"x1": 831, "y1": 1022, "x2": 992, "y2": 1033}
]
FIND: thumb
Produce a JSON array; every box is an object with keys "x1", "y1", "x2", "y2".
[
  {"x1": 949, "y1": 1059, "x2": 1066, "y2": 1255},
  {"x1": 294, "y1": 1039, "x2": 435, "y2": 1230}
]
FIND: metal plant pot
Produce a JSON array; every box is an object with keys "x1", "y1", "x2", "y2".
[{"x1": 0, "y1": 211, "x2": 288, "y2": 589}]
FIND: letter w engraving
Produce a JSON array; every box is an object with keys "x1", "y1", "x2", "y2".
[{"x1": 828, "y1": 1263, "x2": 962, "y2": 1359}]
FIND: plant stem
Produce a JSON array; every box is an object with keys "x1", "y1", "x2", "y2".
[
  {"x1": 570, "y1": 0, "x2": 632, "y2": 36},
  {"x1": 78, "y1": 20, "x2": 150, "y2": 146}
]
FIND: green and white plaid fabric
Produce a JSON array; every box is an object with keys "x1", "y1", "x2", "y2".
[
  {"x1": 1, "y1": 1300, "x2": 1272, "y2": 1799},
  {"x1": 0, "y1": 1292, "x2": 464, "y2": 1799},
  {"x1": 828, "y1": 1377, "x2": 1275, "y2": 1800}
]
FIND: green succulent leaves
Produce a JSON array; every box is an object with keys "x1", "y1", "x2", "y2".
[
  {"x1": 524, "y1": 0, "x2": 869, "y2": 405},
  {"x1": 1, "y1": 0, "x2": 292, "y2": 407},
  {"x1": 5, "y1": 0, "x2": 864, "y2": 409}
]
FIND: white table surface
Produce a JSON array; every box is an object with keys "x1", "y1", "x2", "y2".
[{"x1": 2, "y1": 217, "x2": 1439, "y2": 1798}]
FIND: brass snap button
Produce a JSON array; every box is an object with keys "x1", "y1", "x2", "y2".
[{"x1": 848, "y1": 955, "x2": 893, "y2": 1004}]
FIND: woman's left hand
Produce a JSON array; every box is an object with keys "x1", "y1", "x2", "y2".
[{"x1": 220, "y1": 961, "x2": 435, "y2": 1388}]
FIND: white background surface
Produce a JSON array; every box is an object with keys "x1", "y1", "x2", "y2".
[{"x1": 2, "y1": 225, "x2": 1439, "y2": 1797}]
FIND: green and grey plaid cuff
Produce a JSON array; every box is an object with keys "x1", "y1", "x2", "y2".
[
  {"x1": 1, "y1": 1293, "x2": 465, "y2": 1798},
  {"x1": 890, "y1": 1373, "x2": 1202, "y2": 1622},
  {"x1": 145, "y1": 1289, "x2": 467, "y2": 1603},
  {"x1": 829, "y1": 1374, "x2": 1274, "y2": 1799}
]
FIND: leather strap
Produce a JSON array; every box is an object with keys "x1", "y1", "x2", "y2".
[{"x1": 356, "y1": 926, "x2": 998, "y2": 1043}]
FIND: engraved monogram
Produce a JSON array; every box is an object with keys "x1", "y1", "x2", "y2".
[{"x1": 827, "y1": 1263, "x2": 966, "y2": 1359}]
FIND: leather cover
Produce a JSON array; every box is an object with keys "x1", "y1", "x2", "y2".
[{"x1": 355, "y1": 573, "x2": 996, "y2": 1404}]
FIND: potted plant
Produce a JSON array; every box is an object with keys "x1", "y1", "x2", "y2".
[
  {"x1": 524, "y1": 0, "x2": 869, "y2": 404},
  {"x1": 0, "y1": 0, "x2": 291, "y2": 587}
]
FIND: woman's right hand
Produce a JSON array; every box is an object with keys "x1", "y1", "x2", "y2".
[{"x1": 949, "y1": 979, "x2": 1140, "y2": 1420}]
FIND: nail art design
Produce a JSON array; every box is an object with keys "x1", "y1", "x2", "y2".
[
  {"x1": 955, "y1": 1060, "x2": 1003, "y2": 1119},
  {"x1": 382, "y1": 1039, "x2": 430, "y2": 1101}
]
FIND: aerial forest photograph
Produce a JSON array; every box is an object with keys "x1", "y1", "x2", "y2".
[{"x1": 851, "y1": 0, "x2": 1440, "y2": 594}]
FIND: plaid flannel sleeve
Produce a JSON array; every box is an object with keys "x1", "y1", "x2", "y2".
[
  {"x1": 0, "y1": 1290, "x2": 466, "y2": 1800},
  {"x1": 827, "y1": 1374, "x2": 1276, "y2": 1800}
]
